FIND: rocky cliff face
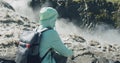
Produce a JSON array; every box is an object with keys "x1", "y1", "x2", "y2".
[{"x1": 0, "y1": 1, "x2": 120, "y2": 63}]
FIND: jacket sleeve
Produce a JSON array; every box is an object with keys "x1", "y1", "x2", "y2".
[{"x1": 44, "y1": 30, "x2": 73, "y2": 57}]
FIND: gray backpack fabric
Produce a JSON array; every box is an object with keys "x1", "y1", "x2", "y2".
[{"x1": 15, "y1": 28, "x2": 51, "y2": 63}]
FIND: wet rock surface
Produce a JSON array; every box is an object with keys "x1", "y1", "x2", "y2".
[{"x1": 0, "y1": 1, "x2": 120, "y2": 63}]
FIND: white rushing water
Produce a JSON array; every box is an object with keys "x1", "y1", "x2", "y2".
[
  {"x1": 56, "y1": 19, "x2": 120, "y2": 45},
  {"x1": 4, "y1": 0, "x2": 38, "y2": 21}
]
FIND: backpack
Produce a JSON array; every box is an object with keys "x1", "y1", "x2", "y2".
[
  {"x1": 15, "y1": 28, "x2": 51, "y2": 63},
  {"x1": 51, "y1": 51, "x2": 67, "y2": 63}
]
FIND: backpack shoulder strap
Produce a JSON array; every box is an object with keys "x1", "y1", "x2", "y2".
[
  {"x1": 38, "y1": 28, "x2": 53, "y2": 62},
  {"x1": 37, "y1": 27, "x2": 53, "y2": 33}
]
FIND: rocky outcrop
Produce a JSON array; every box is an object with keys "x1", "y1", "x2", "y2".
[
  {"x1": 0, "y1": 1, "x2": 120, "y2": 63},
  {"x1": 61, "y1": 35, "x2": 120, "y2": 63}
]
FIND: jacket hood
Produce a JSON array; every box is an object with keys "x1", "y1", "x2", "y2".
[{"x1": 39, "y1": 7, "x2": 58, "y2": 29}]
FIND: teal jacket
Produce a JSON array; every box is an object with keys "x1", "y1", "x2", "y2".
[{"x1": 39, "y1": 7, "x2": 73, "y2": 63}]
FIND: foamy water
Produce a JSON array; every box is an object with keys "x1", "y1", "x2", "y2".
[{"x1": 56, "y1": 19, "x2": 120, "y2": 45}]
